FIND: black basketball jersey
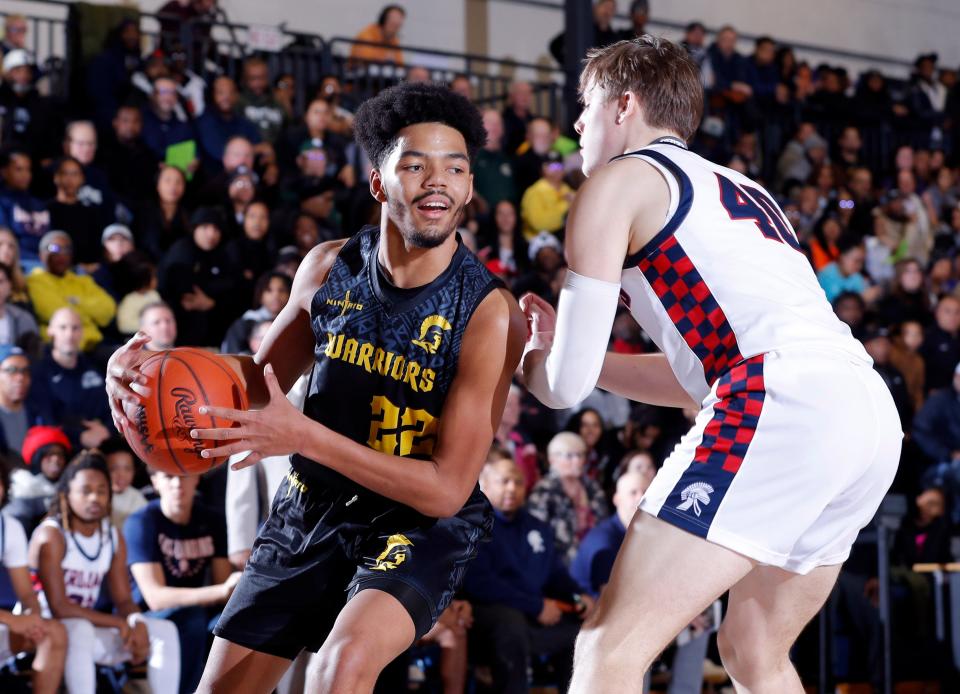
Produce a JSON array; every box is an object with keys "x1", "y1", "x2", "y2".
[{"x1": 289, "y1": 225, "x2": 501, "y2": 496}]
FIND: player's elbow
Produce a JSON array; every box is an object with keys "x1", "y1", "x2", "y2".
[
  {"x1": 419, "y1": 485, "x2": 468, "y2": 519},
  {"x1": 537, "y1": 382, "x2": 590, "y2": 410}
]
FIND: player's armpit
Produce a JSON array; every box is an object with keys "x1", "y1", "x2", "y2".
[
  {"x1": 563, "y1": 157, "x2": 669, "y2": 283},
  {"x1": 224, "y1": 240, "x2": 347, "y2": 408}
]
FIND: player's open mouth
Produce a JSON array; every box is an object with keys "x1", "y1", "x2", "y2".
[{"x1": 416, "y1": 197, "x2": 450, "y2": 219}]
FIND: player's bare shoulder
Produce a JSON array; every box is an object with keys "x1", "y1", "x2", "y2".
[
  {"x1": 460, "y1": 286, "x2": 526, "y2": 372},
  {"x1": 290, "y1": 239, "x2": 350, "y2": 310}
]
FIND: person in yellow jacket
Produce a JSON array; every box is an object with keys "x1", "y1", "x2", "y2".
[
  {"x1": 26, "y1": 230, "x2": 116, "y2": 351},
  {"x1": 520, "y1": 150, "x2": 575, "y2": 240}
]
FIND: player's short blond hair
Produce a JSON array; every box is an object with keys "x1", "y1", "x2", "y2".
[{"x1": 579, "y1": 35, "x2": 704, "y2": 142}]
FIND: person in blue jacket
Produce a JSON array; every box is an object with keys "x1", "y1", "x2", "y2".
[
  {"x1": 464, "y1": 455, "x2": 595, "y2": 694},
  {"x1": 570, "y1": 470, "x2": 650, "y2": 597}
]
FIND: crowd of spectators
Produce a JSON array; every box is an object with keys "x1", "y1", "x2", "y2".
[{"x1": 0, "y1": 0, "x2": 958, "y2": 690}]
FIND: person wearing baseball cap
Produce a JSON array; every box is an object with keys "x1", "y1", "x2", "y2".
[{"x1": 0, "y1": 48, "x2": 60, "y2": 161}]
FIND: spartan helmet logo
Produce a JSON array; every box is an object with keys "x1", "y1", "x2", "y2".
[
  {"x1": 411, "y1": 315, "x2": 452, "y2": 354},
  {"x1": 368, "y1": 534, "x2": 414, "y2": 571},
  {"x1": 676, "y1": 482, "x2": 714, "y2": 517}
]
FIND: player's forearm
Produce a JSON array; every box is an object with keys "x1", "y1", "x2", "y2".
[
  {"x1": 300, "y1": 428, "x2": 465, "y2": 518},
  {"x1": 140, "y1": 583, "x2": 229, "y2": 610},
  {"x1": 598, "y1": 352, "x2": 699, "y2": 409}
]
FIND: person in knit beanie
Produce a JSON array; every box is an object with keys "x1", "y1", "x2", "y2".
[{"x1": 6, "y1": 425, "x2": 71, "y2": 536}]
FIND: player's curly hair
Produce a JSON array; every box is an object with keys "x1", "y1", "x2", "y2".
[{"x1": 354, "y1": 82, "x2": 487, "y2": 169}]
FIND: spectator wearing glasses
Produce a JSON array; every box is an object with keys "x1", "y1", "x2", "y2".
[
  {"x1": 26, "y1": 231, "x2": 117, "y2": 352},
  {"x1": 520, "y1": 151, "x2": 573, "y2": 240},
  {"x1": 142, "y1": 77, "x2": 196, "y2": 162},
  {"x1": 1, "y1": 15, "x2": 29, "y2": 54},
  {"x1": 0, "y1": 347, "x2": 46, "y2": 465},
  {"x1": 526, "y1": 432, "x2": 609, "y2": 566}
]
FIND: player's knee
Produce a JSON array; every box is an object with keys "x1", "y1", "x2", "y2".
[
  {"x1": 314, "y1": 635, "x2": 380, "y2": 689},
  {"x1": 717, "y1": 623, "x2": 782, "y2": 683},
  {"x1": 45, "y1": 620, "x2": 67, "y2": 650},
  {"x1": 574, "y1": 624, "x2": 654, "y2": 674}
]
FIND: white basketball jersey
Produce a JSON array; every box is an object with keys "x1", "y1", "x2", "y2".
[
  {"x1": 617, "y1": 139, "x2": 870, "y2": 404},
  {"x1": 35, "y1": 518, "x2": 117, "y2": 617}
]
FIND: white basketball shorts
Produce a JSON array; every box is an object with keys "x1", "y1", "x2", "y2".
[{"x1": 639, "y1": 348, "x2": 902, "y2": 574}]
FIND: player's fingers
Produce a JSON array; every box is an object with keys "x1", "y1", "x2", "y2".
[
  {"x1": 202, "y1": 441, "x2": 253, "y2": 459},
  {"x1": 263, "y1": 363, "x2": 283, "y2": 397},
  {"x1": 231, "y1": 452, "x2": 262, "y2": 471},
  {"x1": 198, "y1": 405, "x2": 251, "y2": 421},
  {"x1": 190, "y1": 426, "x2": 247, "y2": 441}
]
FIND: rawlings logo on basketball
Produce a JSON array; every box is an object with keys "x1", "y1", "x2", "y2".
[
  {"x1": 677, "y1": 482, "x2": 714, "y2": 517},
  {"x1": 171, "y1": 387, "x2": 205, "y2": 459},
  {"x1": 134, "y1": 405, "x2": 154, "y2": 455}
]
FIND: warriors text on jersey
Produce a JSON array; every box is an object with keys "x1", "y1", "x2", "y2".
[{"x1": 291, "y1": 225, "x2": 502, "y2": 497}]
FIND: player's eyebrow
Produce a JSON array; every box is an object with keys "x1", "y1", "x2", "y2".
[{"x1": 399, "y1": 150, "x2": 469, "y2": 161}]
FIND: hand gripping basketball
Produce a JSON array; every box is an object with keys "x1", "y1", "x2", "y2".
[
  {"x1": 190, "y1": 363, "x2": 311, "y2": 470},
  {"x1": 105, "y1": 332, "x2": 152, "y2": 436}
]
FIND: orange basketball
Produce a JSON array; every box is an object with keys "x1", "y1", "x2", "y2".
[{"x1": 124, "y1": 348, "x2": 248, "y2": 476}]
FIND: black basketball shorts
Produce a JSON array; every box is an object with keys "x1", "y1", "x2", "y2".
[{"x1": 213, "y1": 470, "x2": 493, "y2": 659}]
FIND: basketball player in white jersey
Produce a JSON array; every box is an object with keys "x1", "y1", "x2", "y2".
[{"x1": 520, "y1": 37, "x2": 901, "y2": 692}]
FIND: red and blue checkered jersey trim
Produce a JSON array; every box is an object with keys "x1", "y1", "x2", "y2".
[{"x1": 638, "y1": 235, "x2": 743, "y2": 387}]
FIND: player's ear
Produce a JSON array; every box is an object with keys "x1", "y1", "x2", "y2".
[
  {"x1": 369, "y1": 167, "x2": 387, "y2": 203},
  {"x1": 619, "y1": 91, "x2": 638, "y2": 121},
  {"x1": 465, "y1": 173, "x2": 474, "y2": 206}
]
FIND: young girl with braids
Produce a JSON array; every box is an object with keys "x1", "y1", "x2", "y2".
[{"x1": 27, "y1": 451, "x2": 181, "y2": 692}]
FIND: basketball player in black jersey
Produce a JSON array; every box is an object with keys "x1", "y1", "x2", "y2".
[{"x1": 105, "y1": 83, "x2": 526, "y2": 693}]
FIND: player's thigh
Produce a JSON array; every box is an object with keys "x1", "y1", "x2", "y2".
[
  {"x1": 196, "y1": 636, "x2": 294, "y2": 694},
  {"x1": 719, "y1": 562, "x2": 841, "y2": 660},
  {"x1": 579, "y1": 510, "x2": 754, "y2": 664},
  {"x1": 308, "y1": 588, "x2": 416, "y2": 684}
]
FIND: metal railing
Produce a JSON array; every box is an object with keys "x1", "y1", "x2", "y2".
[{"x1": 488, "y1": 0, "x2": 917, "y2": 74}]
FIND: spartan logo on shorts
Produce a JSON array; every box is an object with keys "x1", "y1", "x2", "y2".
[
  {"x1": 677, "y1": 482, "x2": 714, "y2": 517},
  {"x1": 367, "y1": 534, "x2": 414, "y2": 571}
]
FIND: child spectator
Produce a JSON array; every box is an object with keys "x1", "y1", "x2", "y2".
[
  {"x1": 7, "y1": 425, "x2": 70, "y2": 537},
  {"x1": 28, "y1": 452, "x2": 181, "y2": 693},
  {"x1": 0, "y1": 458, "x2": 66, "y2": 694},
  {"x1": 102, "y1": 438, "x2": 147, "y2": 529}
]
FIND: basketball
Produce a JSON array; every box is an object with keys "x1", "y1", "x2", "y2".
[{"x1": 124, "y1": 348, "x2": 249, "y2": 476}]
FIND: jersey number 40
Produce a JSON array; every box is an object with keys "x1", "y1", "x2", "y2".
[{"x1": 716, "y1": 173, "x2": 802, "y2": 251}]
